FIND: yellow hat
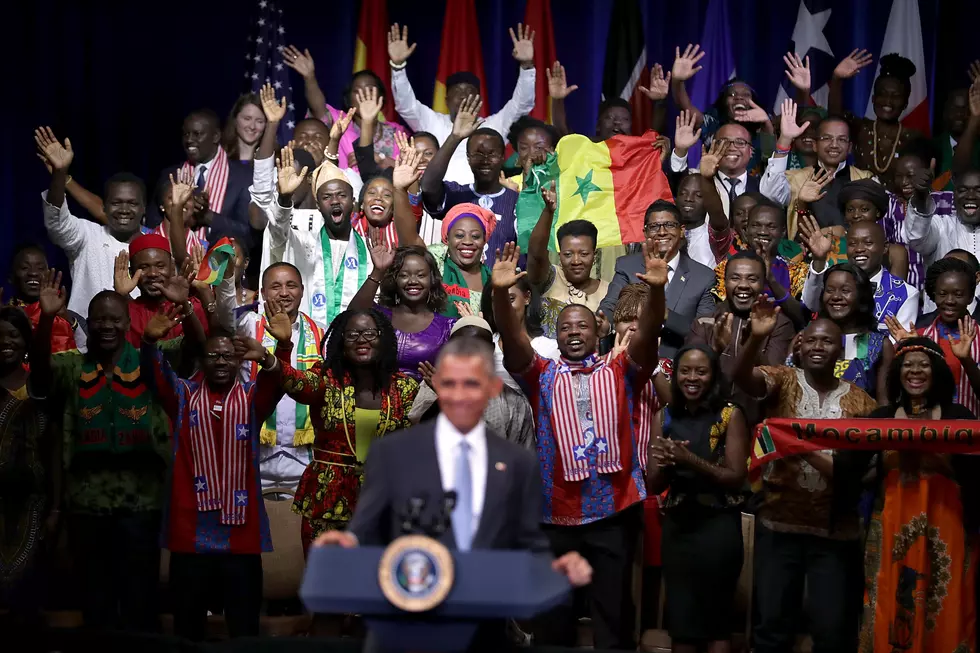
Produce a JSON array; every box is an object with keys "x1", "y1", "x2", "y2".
[{"x1": 310, "y1": 157, "x2": 351, "y2": 195}]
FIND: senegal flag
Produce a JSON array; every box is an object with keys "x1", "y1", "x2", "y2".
[{"x1": 549, "y1": 131, "x2": 674, "y2": 250}]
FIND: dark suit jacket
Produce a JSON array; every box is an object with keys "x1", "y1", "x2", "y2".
[
  {"x1": 599, "y1": 252, "x2": 717, "y2": 359},
  {"x1": 145, "y1": 160, "x2": 254, "y2": 247},
  {"x1": 349, "y1": 420, "x2": 550, "y2": 554}
]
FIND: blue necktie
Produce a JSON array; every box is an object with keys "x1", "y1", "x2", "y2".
[
  {"x1": 453, "y1": 440, "x2": 473, "y2": 551},
  {"x1": 196, "y1": 166, "x2": 206, "y2": 190}
]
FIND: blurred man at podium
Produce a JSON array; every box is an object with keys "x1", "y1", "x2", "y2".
[{"x1": 314, "y1": 336, "x2": 592, "y2": 649}]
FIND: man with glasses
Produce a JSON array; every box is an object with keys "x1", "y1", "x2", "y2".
[
  {"x1": 422, "y1": 94, "x2": 519, "y2": 268},
  {"x1": 761, "y1": 99, "x2": 875, "y2": 238},
  {"x1": 598, "y1": 200, "x2": 715, "y2": 359}
]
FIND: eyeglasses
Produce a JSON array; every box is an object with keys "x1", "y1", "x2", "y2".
[
  {"x1": 205, "y1": 352, "x2": 238, "y2": 362},
  {"x1": 343, "y1": 329, "x2": 380, "y2": 343},
  {"x1": 721, "y1": 138, "x2": 751, "y2": 149},
  {"x1": 645, "y1": 221, "x2": 680, "y2": 233},
  {"x1": 818, "y1": 135, "x2": 850, "y2": 145},
  {"x1": 467, "y1": 152, "x2": 501, "y2": 163}
]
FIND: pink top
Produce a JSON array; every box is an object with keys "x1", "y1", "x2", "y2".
[{"x1": 324, "y1": 104, "x2": 408, "y2": 172}]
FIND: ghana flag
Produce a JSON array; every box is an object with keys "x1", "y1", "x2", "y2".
[{"x1": 545, "y1": 131, "x2": 673, "y2": 250}]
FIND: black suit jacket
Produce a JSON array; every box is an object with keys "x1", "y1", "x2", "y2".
[
  {"x1": 145, "y1": 160, "x2": 254, "y2": 247},
  {"x1": 349, "y1": 420, "x2": 550, "y2": 554}
]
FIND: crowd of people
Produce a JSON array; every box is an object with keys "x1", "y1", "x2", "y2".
[{"x1": 4, "y1": 18, "x2": 980, "y2": 653}]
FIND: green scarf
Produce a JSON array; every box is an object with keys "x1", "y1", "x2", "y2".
[
  {"x1": 515, "y1": 152, "x2": 560, "y2": 252},
  {"x1": 319, "y1": 227, "x2": 368, "y2": 325},
  {"x1": 74, "y1": 342, "x2": 156, "y2": 456},
  {"x1": 440, "y1": 257, "x2": 490, "y2": 318}
]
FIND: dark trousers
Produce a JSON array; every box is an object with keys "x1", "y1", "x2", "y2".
[
  {"x1": 534, "y1": 506, "x2": 641, "y2": 650},
  {"x1": 169, "y1": 551, "x2": 263, "y2": 640},
  {"x1": 753, "y1": 525, "x2": 862, "y2": 653},
  {"x1": 69, "y1": 510, "x2": 161, "y2": 632}
]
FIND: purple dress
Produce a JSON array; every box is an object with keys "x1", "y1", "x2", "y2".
[{"x1": 377, "y1": 306, "x2": 455, "y2": 380}]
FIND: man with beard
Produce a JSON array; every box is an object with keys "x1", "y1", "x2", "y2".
[
  {"x1": 269, "y1": 148, "x2": 373, "y2": 326},
  {"x1": 145, "y1": 110, "x2": 253, "y2": 246},
  {"x1": 32, "y1": 285, "x2": 177, "y2": 632},
  {"x1": 7, "y1": 244, "x2": 86, "y2": 352},
  {"x1": 237, "y1": 263, "x2": 325, "y2": 492},
  {"x1": 421, "y1": 95, "x2": 518, "y2": 269},
  {"x1": 761, "y1": 100, "x2": 874, "y2": 238},
  {"x1": 733, "y1": 310, "x2": 876, "y2": 653},
  {"x1": 599, "y1": 200, "x2": 716, "y2": 360},
  {"x1": 906, "y1": 166, "x2": 980, "y2": 276},
  {"x1": 493, "y1": 240, "x2": 665, "y2": 650},
  {"x1": 685, "y1": 250, "x2": 794, "y2": 422},
  {"x1": 387, "y1": 22, "x2": 536, "y2": 184},
  {"x1": 801, "y1": 219, "x2": 918, "y2": 335},
  {"x1": 36, "y1": 127, "x2": 145, "y2": 317}
]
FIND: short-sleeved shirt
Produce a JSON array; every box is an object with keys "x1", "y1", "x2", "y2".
[{"x1": 756, "y1": 366, "x2": 877, "y2": 539}]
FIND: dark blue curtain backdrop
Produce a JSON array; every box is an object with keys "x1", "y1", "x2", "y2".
[{"x1": 2, "y1": 0, "x2": 976, "y2": 288}]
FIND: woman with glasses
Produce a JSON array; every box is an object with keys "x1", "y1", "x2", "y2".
[{"x1": 274, "y1": 308, "x2": 419, "y2": 552}]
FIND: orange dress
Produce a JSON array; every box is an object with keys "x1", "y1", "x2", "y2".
[{"x1": 860, "y1": 406, "x2": 978, "y2": 653}]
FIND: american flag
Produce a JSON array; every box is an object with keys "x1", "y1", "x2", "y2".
[{"x1": 245, "y1": 0, "x2": 296, "y2": 144}]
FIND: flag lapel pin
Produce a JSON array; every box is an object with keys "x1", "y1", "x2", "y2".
[{"x1": 495, "y1": 462, "x2": 507, "y2": 472}]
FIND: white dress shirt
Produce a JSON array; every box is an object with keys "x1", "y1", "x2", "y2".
[
  {"x1": 665, "y1": 251, "x2": 681, "y2": 285},
  {"x1": 801, "y1": 264, "x2": 919, "y2": 339},
  {"x1": 435, "y1": 413, "x2": 487, "y2": 538},
  {"x1": 670, "y1": 149, "x2": 749, "y2": 218},
  {"x1": 905, "y1": 196, "x2": 980, "y2": 268},
  {"x1": 194, "y1": 157, "x2": 213, "y2": 187},
  {"x1": 391, "y1": 66, "x2": 536, "y2": 185},
  {"x1": 685, "y1": 222, "x2": 714, "y2": 268},
  {"x1": 41, "y1": 191, "x2": 138, "y2": 317}
]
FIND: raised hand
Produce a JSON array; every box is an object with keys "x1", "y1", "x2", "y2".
[
  {"x1": 264, "y1": 297, "x2": 294, "y2": 343},
  {"x1": 394, "y1": 131, "x2": 413, "y2": 156},
  {"x1": 355, "y1": 86, "x2": 384, "y2": 123},
  {"x1": 949, "y1": 317, "x2": 977, "y2": 360},
  {"x1": 454, "y1": 301, "x2": 475, "y2": 318},
  {"x1": 144, "y1": 305, "x2": 185, "y2": 342},
  {"x1": 910, "y1": 158, "x2": 935, "y2": 200},
  {"x1": 282, "y1": 45, "x2": 315, "y2": 79},
  {"x1": 884, "y1": 315, "x2": 917, "y2": 343},
  {"x1": 367, "y1": 226, "x2": 395, "y2": 272},
  {"x1": 970, "y1": 60, "x2": 980, "y2": 85},
  {"x1": 114, "y1": 251, "x2": 142, "y2": 295},
  {"x1": 392, "y1": 146, "x2": 423, "y2": 190},
  {"x1": 418, "y1": 361, "x2": 436, "y2": 387},
  {"x1": 38, "y1": 269, "x2": 67, "y2": 317},
  {"x1": 970, "y1": 80, "x2": 980, "y2": 118},
  {"x1": 639, "y1": 63, "x2": 671, "y2": 102},
  {"x1": 797, "y1": 212, "x2": 833, "y2": 262},
  {"x1": 699, "y1": 138, "x2": 730, "y2": 178},
  {"x1": 748, "y1": 297, "x2": 780, "y2": 338},
  {"x1": 451, "y1": 95, "x2": 484, "y2": 139},
  {"x1": 611, "y1": 329, "x2": 633, "y2": 359},
  {"x1": 712, "y1": 312, "x2": 735, "y2": 354},
  {"x1": 160, "y1": 258, "x2": 193, "y2": 305},
  {"x1": 277, "y1": 146, "x2": 308, "y2": 196},
  {"x1": 672, "y1": 44, "x2": 705, "y2": 82},
  {"x1": 234, "y1": 336, "x2": 268, "y2": 362},
  {"x1": 833, "y1": 49, "x2": 874, "y2": 80},
  {"x1": 329, "y1": 107, "x2": 357, "y2": 142},
  {"x1": 34, "y1": 127, "x2": 73, "y2": 172},
  {"x1": 491, "y1": 242, "x2": 527, "y2": 290},
  {"x1": 387, "y1": 23, "x2": 417, "y2": 66},
  {"x1": 783, "y1": 52, "x2": 811, "y2": 91},
  {"x1": 259, "y1": 82, "x2": 287, "y2": 123},
  {"x1": 637, "y1": 241, "x2": 669, "y2": 287},
  {"x1": 188, "y1": 243, "x2": 212, "y2": 296},
  {"x1": 779, "y1": 98, "x2": 811, "y2": 141},
  {"x1": 797, "y1": 167, "x2": 834, "y2": 204},
  {"x1": 169, "y1": 168, "x2": 195, "y2": 214},
  {"x1": 674, "y1": 110, "x2": 702, "y2": 153},
  {"x1": 546, "y1": 61, "x2": 578, "y2": 99},
  {"x1": 733, "y1": 98, "x2": 769, "y2": 124},
  {"x1": 509, "y1": 23, "x2": 535, "y2": 65},
  {"x1": 541, "y1": 181, "x2": 557, "y2": 213}
]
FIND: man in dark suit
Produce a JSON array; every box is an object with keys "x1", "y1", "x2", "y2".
[
  {"x1": 145, "y1": 109, "x2": 254, "y2": 247},
  {"x1": 315, "y1": 337, "x2": 592, "y2": 649},
  {"x1": 598, "y1": 199, "x2": 716, "y2": 359}
]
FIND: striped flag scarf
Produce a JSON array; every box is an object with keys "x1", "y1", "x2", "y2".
[
  {"x1": 552, "y1": 354, "x2": 622, "y2": 481},
  {"x1": 188, "y1": 378, "x2": 251, "y2": 525},
  {"x1": 352, "y1": 214, "x2": 398, "y2": 249},
  {"x1": 921, "y1": 317, "x2": 980, "y2": 416},
  {"x1": 180, "y1": 146, "x2": 230, "y2": 218}
]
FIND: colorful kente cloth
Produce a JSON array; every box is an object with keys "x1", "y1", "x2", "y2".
[
  {"x1": 0, "y1": 385, "x2": 48, "y2": 597},
  {"x1": 860, "y1": 404, "x2": 978, "y2": 653},
  {"x1": 519, "y1": 352, "x2": 648, "y2": 526},
  {"x1": 48, "y1": 342, "x2": 175, "y2": 514},
  {"x1": 712, "y1": 255, "x2": 808, "y2": 302},
  {"x1": 143, "y1": 343, "x2": 281, "y2": 554},
  {"x1": 275, "y1": 343, "x2": 418, "y2": 525}
]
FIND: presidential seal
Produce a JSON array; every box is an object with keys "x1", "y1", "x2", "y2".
[{"x1": 378, "y1": 534, "x2": 454, "y2": 612}]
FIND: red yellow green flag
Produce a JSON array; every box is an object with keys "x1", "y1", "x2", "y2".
[
  {"x1": 353, "y1": 0, "x2": 394, "y2": 122},
  {"x1": 433, "y1": 0, "x2": 488, "y2": 116},
  {"x1": 196, "y1": 237, "x2": 237, "y2": 286},
  {"x1": 551, "y1": 131, "x2": 674, "y2": 250}
]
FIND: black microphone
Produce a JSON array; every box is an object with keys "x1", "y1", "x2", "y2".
[
  {"x1": 431, "y1": 491, "x2": 457, "y2": 536},
  {"x1": 401, "y1": 495, "x2": 427, "y2": 535}
]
